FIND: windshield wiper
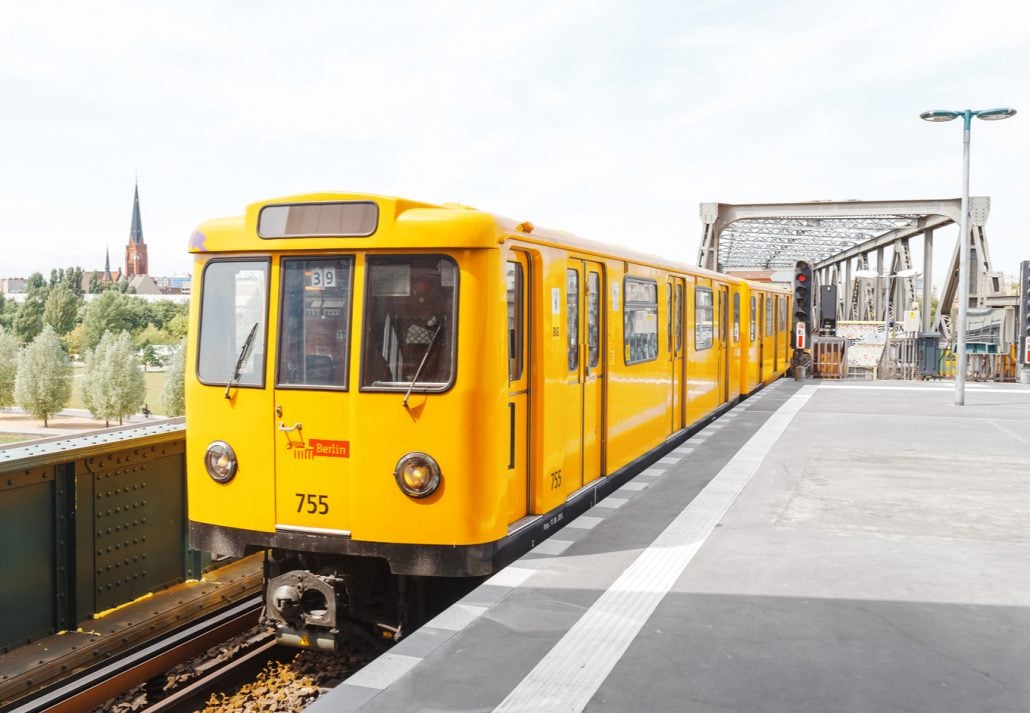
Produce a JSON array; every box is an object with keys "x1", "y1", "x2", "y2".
[
  {"x1": 402, "y1": 318, "x2": 444, "y2": 409},
  {"x1": 225, "y1": 322, "x2": 259, "y2": 399}
]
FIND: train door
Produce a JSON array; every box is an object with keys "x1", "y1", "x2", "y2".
[
  {"x1": 751, "y1": 293, "x2": 762, "y2": 383},
  {"x1": 506, "y1": 253, "x2": 530, "y2": 523},
  {"x1": 272, "y1": 257, "x2": 354, "y2": 534},
  {"x1": 773, "y1": 294, "x2": 781, "y2": 372},
  {"x1": 718, "y1": 285, "x2": 730, "y2": 402},
  {"x1": 669, "y1": 278, "x2": 685, "y2": 431},
  {"x1": 565, "y1": 259, "x2": 605, "y2": 493}
]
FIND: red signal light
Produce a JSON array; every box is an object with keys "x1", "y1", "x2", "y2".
[{"x1": 797, "y1": 274, "x2": 807, "y2": 282}]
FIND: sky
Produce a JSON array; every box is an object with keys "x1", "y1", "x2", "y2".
[{"x1": 2, "y1": 0, "x2": 1028, "y2": 288}]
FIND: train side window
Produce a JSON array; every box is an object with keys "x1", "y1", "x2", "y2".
[
  {"x1": 733, "y1": 292, "x2": 740, "y2": 343},
  {"x1": 694, "y1": 287, "x2": 713, "y2": 350},
  {"x1": 361, "y1": 255, "x2": 458, "y2": 390},
  {"x1": 765, "y1": 296, "x2": 774, "y2": 336},
  {"x1": 507, "y1": 262, "x2": 523, "y2": 381},
  {"x1": 197, "y1": 259, "x2": 269, "y2": 387},
  {"x1": 674, "y1": 283, "x2": 683, "y2": 354},
  {"x1": 277, "y1": 257, "x2": 353, "y2": 389},
  {"x1": 750, "y1": 296, "x2": 757, "y2": 341},
  {"x1": 624, "y1": 277, "x2": 658, "y2": 364},
  {"x1": 587, "y1": 271, "x2": 600, "y2": 368},
  {"x1": 779, "y1": 296, "x2": 787, "y2": 333},
  {"x1": 567, "y1": 268, "x2": 579, "y2": 371}
]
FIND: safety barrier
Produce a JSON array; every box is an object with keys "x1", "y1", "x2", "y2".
[
  {"x1": 0, "y1": 419, "x2": 207, "y2": 652},
  {"x1": 811, "y1": 337, "x2": 847, "y2": 379}
]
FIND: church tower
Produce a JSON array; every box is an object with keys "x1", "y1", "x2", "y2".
[{"x1": 125, "y1": 181, "x2": 149, "y2": 277}]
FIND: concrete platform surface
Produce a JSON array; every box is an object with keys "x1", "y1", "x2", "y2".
[{"x1": 309, "y1": 379, "x2": 1030, "y2": 713}]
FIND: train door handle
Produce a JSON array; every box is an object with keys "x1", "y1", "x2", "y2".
[{"x1": 279, "y1": 422, "x2": 303, "y2": 433}]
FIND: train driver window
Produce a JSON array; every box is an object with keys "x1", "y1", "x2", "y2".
[
  {"x1": 277, "y1": 257, "x2": 353, "y2": 389},
  {"x1": 197, "y1": 259, "x2": 269, "y2": 387},
  {"x1": 361, "y1": 256, "x2": 458, "y2": 390}
]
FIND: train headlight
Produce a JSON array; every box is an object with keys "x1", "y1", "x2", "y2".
[
  {"x1": 204, "y1": 440, "x2": 238, "y2": 483},
  {"x1": 394, "y1": 452, "x2": 441, "y2": 498}
]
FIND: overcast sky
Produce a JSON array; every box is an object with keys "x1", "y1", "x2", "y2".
[{"x1": 2, "y1": 0, "x2": 1028, "y2": 287}]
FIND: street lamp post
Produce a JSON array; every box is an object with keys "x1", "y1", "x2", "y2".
[{"x1": 919, "y1": 107, "x2": 1017, "y2": 406}]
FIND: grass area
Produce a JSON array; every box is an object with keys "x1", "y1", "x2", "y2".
[
  {"x1": 68, "y1": 368, "x2": 168, "y2": 414},
  {"x1": 0, "y1": 434, "x2": 31, "y2": 445}
]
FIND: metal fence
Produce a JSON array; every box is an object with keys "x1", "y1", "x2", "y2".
[{"x1": 811, "y1": 332, "x2": 1019, "y2": 382}]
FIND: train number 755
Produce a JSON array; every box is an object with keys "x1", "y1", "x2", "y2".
[{"x1": 296, "y1": 493, "x2": 329, "y2": 514}]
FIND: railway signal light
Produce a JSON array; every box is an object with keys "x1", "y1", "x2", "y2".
[
  {"x1": 1020, "y1": 260, "x2": 1030, "y2": 365},
  {"x1": 793, "y1": 260, "x2": 813, "y2": 351}
]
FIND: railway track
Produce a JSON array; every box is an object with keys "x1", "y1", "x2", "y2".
[{"x1": 5, "y1": 597, "x2": 262, "y2": 713}]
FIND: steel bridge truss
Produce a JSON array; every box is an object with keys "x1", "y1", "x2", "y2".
[{"x1": 697, "y1": 198, "x2": 1006, "y2": 336}]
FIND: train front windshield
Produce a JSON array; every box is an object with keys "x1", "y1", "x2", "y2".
[
  {"x1": 361, "y1": 255, "x2": 458, "y2": 389},
  {"x1": 196, "y1": 255, "x2": 457, "y2": 393}
]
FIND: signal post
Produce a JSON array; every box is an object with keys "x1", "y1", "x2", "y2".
[
  {"x1": 791, "y1": 260, "x2": 813, "y2": 379},
  {"x1": 1020, "y1": 260, "x2": 1030, "y2": 384}
]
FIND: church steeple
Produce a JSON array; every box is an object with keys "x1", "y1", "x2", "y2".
[
  {"x1": 125, "y1": 180, "x2": 149, "y2": 277},
  {"x1": 103, "y1": 246, "x2": 112, "y2": 282},
  {"x1": 129, "y1": 182, "x2": 144, "y2": 245}
]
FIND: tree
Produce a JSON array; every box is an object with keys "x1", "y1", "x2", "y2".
[
  {"x1": 81, "y1": 292, "x2": 147, "y2": 350},
  {"x1": 82, "y1": 330, "x2": 145, "y2": 426},
  {"x1": 0, "y1": 327, "x2": 18, "y2": 409},
  {"x1": 60, "y1": 266, "x2": 85, "y2": 297},
  {"x1": 88, "y1": 272, "x2": 102, "y2": 294},
  {"x1": 13, "y1": 285, "x2": 47, "y2": 342},
  {"x1": 43, "y1": 283, "x2": 80, "y2": 335},
  {"x1": 14, "y1": 325, "x2": 71, "y2": 427},
  {"x1": 140, "y1": 343, "x2": 163, "y2": 371},
  {"x1": 26, "y1": 272, "x2": 46, "y2": 290},
  {"x1": 166, "y1": 313, "x2": 188, "y2": 339},
  {"x1": 161, "y1": 339, "x2": 186, "y2": 417}
]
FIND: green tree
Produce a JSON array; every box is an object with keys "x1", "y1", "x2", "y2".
[
  {"x1": 161, "y1": 339, "x2": 186, "y2": 417},
  {"x1": 26, "y1": 272, "x2": 46, "y2": 290},
  {"x1": 134, "y1": 323, "x2": 177, "y2": 349},
  {"x1": 166, "y1": 313, "x2": 189, "y2": 339},
  {"x1": 140, "y1": 343, "x2": 162, "y2": 371},
  {"x1": 60, "y1": 267, "x2": 85, "y2": 297},
  {"x1": 43, "y1": 283, "x2": 80, "y2": 335},
  {"x1": 88, "y1": 272, "x2": 102, "y2": 294},
  {"x1": 82, "y1": 330, "x2": 145, "y2": 426},
  {"x1": 0, "y1": 327, "x2": 18, "y2": 408},
  {"x1": 13, "y1": 286, "x2": 48, "y2": 342},
  {"x1": 81, "y1": 292, "x2": 147, "y2": 350},
  {"x1": 14, "y1": 325, "x2": 71, "y2": 426}
]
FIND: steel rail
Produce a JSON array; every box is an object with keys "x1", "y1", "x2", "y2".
[{"x1": 4, "y1": 597, "x2": 261, "y2": 713}]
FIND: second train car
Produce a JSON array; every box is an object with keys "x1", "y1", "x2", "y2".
[{"x1": 185, "y1": 193, "x2": 791, "y2": 649}]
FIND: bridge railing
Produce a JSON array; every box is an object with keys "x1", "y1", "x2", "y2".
[{"x1": 0, "y1": 418, "x2": 209, "y2": 652}]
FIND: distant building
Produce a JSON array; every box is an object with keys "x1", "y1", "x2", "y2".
[
  {"x1": 0, "y1": 278, "x2": 27, "y2": 294},
  {"x1": 154, "y1": 275, "x2": 192, "y2": 295},
  {"x1": 127, "y1": 274, "x2": 162, "y2": 295},
  {"x1": 125, "y1": 181, "x2": 149, "y2": 278}
]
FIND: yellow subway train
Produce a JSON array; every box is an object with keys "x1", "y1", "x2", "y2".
[{"x1": 185, "y1": 193, "x2": 791, "y2": 649}]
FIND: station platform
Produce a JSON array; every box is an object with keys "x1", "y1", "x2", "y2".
[{"x1": 309, "y1": 379, "x2": 1030, "y2": 713}]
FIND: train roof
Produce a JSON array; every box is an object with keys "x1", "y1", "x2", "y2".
[{"x1": 188, "y1": 192, "x2": 788, "y2": 292}]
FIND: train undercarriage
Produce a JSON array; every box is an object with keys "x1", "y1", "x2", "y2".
[{"x1": 260, "y1": 550, "x2": 481, "y2": 652}]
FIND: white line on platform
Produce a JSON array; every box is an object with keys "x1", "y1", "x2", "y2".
[
  {"x1": 533, "y1": 539, "x2": 574, "y2": 556},
  {"x1": 487, "y1": 566, "x2": 537, "y2": 588},
  {"x1": 344, "y1": 652, "x2": 421, "y2": 690},
  {"x1": 565, "y1": 515, "x2": 603, "y2": 530},
  {"x1": 594, "y1": 497, "x2": 627, "y2": 509},
  {"x1": 492, "y1": 385, "x2": 816, "y2": 713}
]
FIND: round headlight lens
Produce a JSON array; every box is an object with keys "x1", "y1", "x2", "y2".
[
  {"x1": 394, "y1": 452, "x2": 441, "y2": 498},
  {"x1": 204, "y1": 441, "x2": 238, "y2": 483}
]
